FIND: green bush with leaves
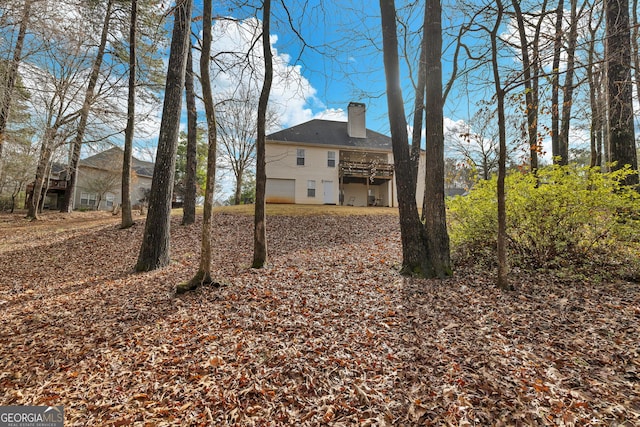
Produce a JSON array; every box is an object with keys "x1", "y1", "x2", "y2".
[{"x1": 447, "y1": 164, "x2": 640, "y2": 270}]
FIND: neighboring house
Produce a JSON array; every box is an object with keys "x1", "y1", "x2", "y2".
[
  {"x1": 25, "y1": 162, "x2": 69, "y2": 210},
  {"x1": 74, "y1": 147, "x2": 154, "y2": 211},
  {"x1": 26, "y1": 147, "x2": 154, "y2": 211},
  {"x1": 265, "y1": 102, "x2": 425, "y2": 207}
]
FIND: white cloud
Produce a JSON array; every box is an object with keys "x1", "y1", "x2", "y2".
[{"x1": 205, "y1": 17, "x2": 321, "y2": 131}]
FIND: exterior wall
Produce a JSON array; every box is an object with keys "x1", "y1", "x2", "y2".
[
  {"x1": 74, "y1": 166, "x2": 152, "y2": 211},
  {"x1": 266, "y1": 143, "x2": 340, "y2": 205},
  {"x1": 265, "y1": 142, "x2": 426, "y2": 208}
]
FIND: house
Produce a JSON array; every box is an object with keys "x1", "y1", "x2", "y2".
[
  {"x1": 26, "y1": 147, "x2": 154, "y2": 211},
  {"x1": 265, "y1": 102, "x2": 425, "y2": 207},
  {"x1": 24, "y1": 162, "x2": 69, "y2": 210},
  {"x1": 73, "y1": 147, "x2": 154, "y2": 211}
]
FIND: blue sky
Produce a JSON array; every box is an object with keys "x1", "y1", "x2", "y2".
[{"x1": 190, "y1": 0, "x2": 427, "y2": 136}]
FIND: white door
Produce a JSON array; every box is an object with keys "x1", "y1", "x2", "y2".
[{"x1": 323, "y1": 181, "x2": 335, "y2": 204}]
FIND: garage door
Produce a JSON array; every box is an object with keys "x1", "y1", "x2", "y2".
[{"x1": 266, "y1": 178, "x2": 295, "y2": 204}]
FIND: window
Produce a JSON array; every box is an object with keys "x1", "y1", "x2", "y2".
[
  {"x1": 327, "y1": 151, "x2": 336, "y2": 167},
  {"x1": 80, "y1": 192, "x2": 97, "y2": 208},
  {"x1": 296, "y1": 148, "x2": 305, "y2": 166},
  {"x1": 105, "y1": 193, "x2": 115, "y2": 208},
  {"x1": 307, "y1": 180, "x2": 316, "y2": 197}
]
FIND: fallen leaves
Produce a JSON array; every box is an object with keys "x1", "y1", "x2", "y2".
[{"x1": 0, "y1": 210, "x2": 639, "y2": 426}]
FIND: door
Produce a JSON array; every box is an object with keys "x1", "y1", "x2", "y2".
[
  {"x1": 323, "y1": 181, "x2": 335, "y2": 204},
  {"x1": 266, "y1": 178, "x2": 295, "y2": 204}
]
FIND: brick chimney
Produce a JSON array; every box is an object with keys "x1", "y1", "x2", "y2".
[{"x1": 347, "y1": 102, "x2": 366, "y2": 138}]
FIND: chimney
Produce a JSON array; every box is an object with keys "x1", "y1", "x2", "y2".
[{"x1": 347, "y1": 102, "x2": 366, "y2": 138}]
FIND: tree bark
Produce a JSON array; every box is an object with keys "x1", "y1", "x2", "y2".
[
  {"x1": 410, "y1": 8, "x2": 427, "y2": 183},
  {"x1": 551, "y1": 0, "x2": 564, "y2": 163},
  {"x1": 121, "y1": 0, "x2": 137, "y2": 229},
  {"x1": 587, "y1": 6, "x2": 603, "y2": 168},
  {"x1": 27, "y1": 130, "x2": 55, "y2": 220},
  {"x1": 136, "y1": 0, "x2": 193, "y2": 272},
  {"x1": 379, "y1": 0, "x2": 433, "y2": 277},
  {"x1": 511, "y1": 0, "x2": 544, "y2": 172},
  {"x1": 182, "y1": 43, "x2": 197, "y2": 225},
  {"x1": 60, "y1": 0, "x2": 114, "y2": 212},
  {"x1": 606, "y1": 0, "x2": 638, "y2": 185},
  {"x1": 252, "y1": 0, "x2": 272, "y2": 269},
  {"x1": 0, "y1": 0, "x2": 31, "y2": 180},
  {"x1": 559, "y1": 0, "x2": 581, "y2": 165},
  {"x1": 633, "y1": 0, "x2": 640, "y2": 132},
  {"x1": 179, "y1": 0, "x2": 218, "y2": 293},
  {"x1": 234, "y1": 179, "x2": 242, "y2": 205},
  {"x1": 423, "y1": 0, "x2": 452, "y2": 277},
  {"x1": 490, "y1": 0, "x2": 510, "y2": 290}
]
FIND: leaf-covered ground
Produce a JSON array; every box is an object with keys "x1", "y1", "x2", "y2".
[{"x1": 1, "y1": 210, "x2": 639, "y2": 426}]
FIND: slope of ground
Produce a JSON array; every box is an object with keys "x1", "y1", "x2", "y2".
[{"x1": 0, "y1": 210, "x2": 638, "y2": 426}]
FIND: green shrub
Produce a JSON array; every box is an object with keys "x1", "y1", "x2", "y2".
[{"x1": 447, "y1": 164, "x2": 640, "y2": 270}]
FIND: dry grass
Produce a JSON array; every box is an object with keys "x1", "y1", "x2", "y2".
[{"x1": 212, "y1": 203, "x2": 399, "y2": 216}]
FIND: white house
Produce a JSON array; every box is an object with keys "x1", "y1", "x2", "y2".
[{"x1": 265, "y1": 102, "x2": 425, "y2": 207}]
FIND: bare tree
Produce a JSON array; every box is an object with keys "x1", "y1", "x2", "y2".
[
  {"x1": 586, "y1": 1, "x2": 605, "y2": 168},
  {"x1": 182, "y1": 42, "x2": 198, "y2": 225},
  {"x1": 178, "y1": 0, "x2": 219, "y2": 292},
  {"x1": 510, "y1": 0, "x2": 548, "y2": 172},
  {"x1": 489, "y1": 0, "x2": 510, "y2": 290},
  {"x1": 379, "y1": 0, "x2": 430, "y2": 276},
  {"x1": 121, "y1": 0, "x2": 137, "y2": 229},
  {"x1": 136, "y1": 0, "x2": 193, "y2": 272},
  {"x1": 84, "y1": 161, "x2": 120, "y2": 211},
  {"x1": 558, "y1": 0, "x2": 585, "y2": 165},
  {"x1": 423, "y1": 0, "x2": 451, "y2": 276},
  {"x1": 0, "y1": 0, "x2": 31, "y2": 180},
  {"x1": 252, "y1": 0, "x2": 272, "y2": 269},
  {"x1": 216, "y1": 87, "x2": 273, "y2": 205},
  {"x1": 606, "y1": 0, "x2": 638, "y2": 185},
  {"x1": 550, "y1": 0, "x2": 564, "y2": 164},
  {"x1": 60, "y1": 0, "x2": 114, "y2": 213}
]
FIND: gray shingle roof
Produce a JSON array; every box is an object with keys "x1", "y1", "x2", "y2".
[
  {"x1": 266, "y1": 119, "x2": 392, "y2": 151},
  {"x1": 80, "y1": 147, "x2": 155, "y2": 177}
]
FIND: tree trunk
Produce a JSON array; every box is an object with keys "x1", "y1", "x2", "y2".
[
  {"x1": 252, "y1": 0, "x2": 272, "y2": 269},
  {"x1": 136, "y1": 0, "x2": 193, "y2": 272},
  {"x1": 178, "y1": 0, "x2": 218, "y2": 293},
  {"x1": 633, "y1": 0, "x2": 640, "y2": 131},
  {"x1": 60, "y1": 0, "x2": 113, "y2": 213},
  {"x1": 410, "y1": 7, "x2": 427, "y2": 183},
  {"x1": 606, "y1": 0, "x2": 638, "y2": 185},
  {"x1": 423, "y1": 0, "x2": 452, "y2": 277},
  {"x1": 234, "y1": 178, "x2": 242, "y2": 205},
  {"x1": 121, "y1": 0, "x2": 137, "y2": 229},
  {"x1": 511, "y1": 0, "x2": 543, "y2": 172},
  {"x1": 551, "y1": 0, "x2": 564, "y2": 163},
  {"x1": 490, "y1": 0, "x2": 510, "y2": 290},
  {"x1": 587, "y1": 7, "x2": 604, "y2": 168},
  {"x1": 559, "y1": 0, "x2": 581, "y2": 165},
  {"x1": 27, "y1": 131, "x2": 55, "y2": 220},
  {"x1": 0, "y1": 0, "x2": 31, "y2": 179},
  {"x1": 379, "y1": 0, "x2": 433, "y2": 277},
  {"x1": 182, "y1": 44, "x2": 197, "y2": 225}
]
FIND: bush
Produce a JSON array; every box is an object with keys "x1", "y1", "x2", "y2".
[{"x1": 447, "y1": 164, "x2": 640, "y2": 271}]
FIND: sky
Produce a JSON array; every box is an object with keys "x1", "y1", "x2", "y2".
[
  {"x1": 187, "y1": 0, "x2": 408, "y2": 135},
  {"x1": 128, "y1": 0, "x2": 637, "y2": 168}
]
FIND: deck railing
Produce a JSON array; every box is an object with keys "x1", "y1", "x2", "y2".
[{"x1": 339, "y1": 161, "x2": 394, "y2": 178}]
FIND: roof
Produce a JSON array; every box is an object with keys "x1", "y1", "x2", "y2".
[
  {"x1": 266, "y1": 119, "x2": 392, "y2": 151},
  {"x1": 80, "y1": 147, "x2": 155, "y2": 177}
]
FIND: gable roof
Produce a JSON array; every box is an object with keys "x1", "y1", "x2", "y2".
[
  {"x1": 80, "y1": 147, "x2": 155, "y2": 177},
  {"x1": 266, "y1": 119, "x2": 392, "y2": 151}
]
